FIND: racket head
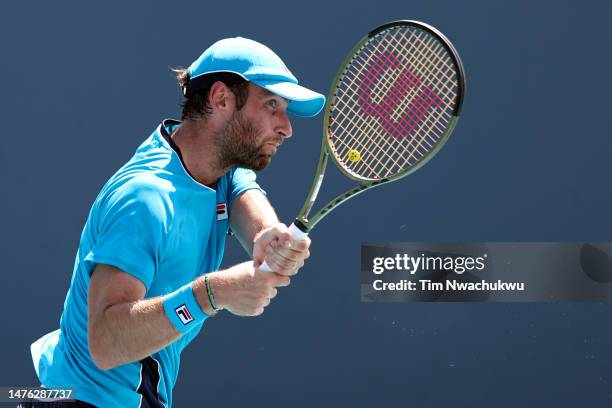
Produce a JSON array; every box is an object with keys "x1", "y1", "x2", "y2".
[{"x1": 323, "y1": 20, "x2": 466, "y2": 184}]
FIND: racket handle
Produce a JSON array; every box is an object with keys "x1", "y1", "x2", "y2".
[{"x1": 259, "y1": 222, "x2": 309, "y2": 272}]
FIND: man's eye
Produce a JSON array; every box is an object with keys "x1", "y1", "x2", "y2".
[{"x1": 267, "y1": 100, "x2": 278, "y2": 109}]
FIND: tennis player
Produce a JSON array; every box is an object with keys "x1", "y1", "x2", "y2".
[{"x1": 24, "y1": 37, "x2": 325, "y2": 407}]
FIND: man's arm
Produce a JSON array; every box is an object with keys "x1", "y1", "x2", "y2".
[
  {"x1": 87, "y1": 264, "x2": 180, "y2": 370},
  {"x1": 88, "y1": 262, "x2": 288, "y2": 370},
  {"x1": 230, "y1": 189, "x2": 311, "y2": 273},
  {"x1": 229, "y1": 189, "x2": 279, "y2": 255}
]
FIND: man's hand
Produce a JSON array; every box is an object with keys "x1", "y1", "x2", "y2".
[
  {"x1": 252, "y1": 223, "x2": 311, "y2": 276},
  {"x1": 204, "y1": 261, "x2": 290, "y2": 316}
]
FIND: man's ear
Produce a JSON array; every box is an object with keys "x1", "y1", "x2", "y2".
[{"x1": 209, "y1": 81, "x2": 235, "y2": 115}]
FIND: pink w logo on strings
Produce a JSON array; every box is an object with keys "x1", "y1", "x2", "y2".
[{"x1": 358, "y1": 51, "x2": 443, "y2": 139}]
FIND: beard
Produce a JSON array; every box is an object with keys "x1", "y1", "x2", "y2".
[{"x1": 215, "y1": 110, "x2": 277, "y2": 171}]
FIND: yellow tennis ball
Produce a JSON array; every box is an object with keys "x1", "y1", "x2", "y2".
[{"x1": 348, "y1": 149, "x2": 361, "y2": 163}]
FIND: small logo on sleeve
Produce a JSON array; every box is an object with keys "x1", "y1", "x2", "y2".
[
  {"x1": 175, "y1": 304, "x2": 194, "y2": 325},
  {"x1": 216, "y1": 203, "x2": 228, "y2": 221}
]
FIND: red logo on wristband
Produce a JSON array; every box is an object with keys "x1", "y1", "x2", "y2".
[{"x1": 175, "y1": 304, "x2": 194, "y2": 325}]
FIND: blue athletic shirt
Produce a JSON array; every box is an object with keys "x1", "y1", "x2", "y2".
[{"x1": 30, "y1": 119, "x2": 264, "y2": 407}]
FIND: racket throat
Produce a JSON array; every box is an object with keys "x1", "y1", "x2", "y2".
[{"x1": 296, "y1": 149, "x2": 329, "y2": 230}]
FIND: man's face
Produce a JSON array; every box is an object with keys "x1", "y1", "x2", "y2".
[{"x1": 216, "y1": 84, "x2": 292, "y2": 171}]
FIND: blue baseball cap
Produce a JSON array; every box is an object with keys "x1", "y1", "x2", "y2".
[{"x1": 186, "y1": 37, "x2": 325, "y2": 118}]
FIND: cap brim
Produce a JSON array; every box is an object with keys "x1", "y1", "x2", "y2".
[{"x1": 253, "y1": 80, "x2": 326, "y2": 118}]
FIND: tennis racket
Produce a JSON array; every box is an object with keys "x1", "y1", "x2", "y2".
[{"x1": 261, "y1": 20, "x2": 465, "y2": 271}]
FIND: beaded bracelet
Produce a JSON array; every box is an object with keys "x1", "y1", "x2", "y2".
[{"x1": 204, "y1": 274, "x2": 222, "y2": 312}]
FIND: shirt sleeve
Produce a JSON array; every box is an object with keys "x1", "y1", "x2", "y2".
[
  {"x1": 227, "y1": 167, "x2": 266, "y2": 207},
  {"x1": 83, "y1": 178, "x2": 168, "y2": 290}
]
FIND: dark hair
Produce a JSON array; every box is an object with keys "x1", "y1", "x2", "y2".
[{"x1": 173, "y1": 68, "x2": 250, "y2": 120}]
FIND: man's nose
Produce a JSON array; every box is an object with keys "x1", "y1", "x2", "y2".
[{"x1": 276, "y1": 109, "x2": 292, "y2": 139}]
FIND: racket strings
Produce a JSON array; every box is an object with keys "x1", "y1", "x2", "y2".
[
  {"x1": 332, "y1": 67, "x2": 423, "y2": 177},
  {"x1": 353, "y1": 46, "x2": 441, "y2": 174},
  {"x1": 350, "y1": 29, "x2": 454, "y2": 175},
  {"x1": 328, "y1": 26, "x2": 460, "y2": 181},
  {"x1": 333, "y1": 38, "x2": 422, "y2": 175},
  {"x1": 352, "y1": 33, "x2": 453, "y2": 148},
  {"x1": 330, "y1": 73, "x2": 410, "y2": 179},
  {"x1": 382, "y1": 31, "x2": 457, "y2": 152},
  {"x1": 393, "y1": 30, "x2": 458, "y2": 103}
]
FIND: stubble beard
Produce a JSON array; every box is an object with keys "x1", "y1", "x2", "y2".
[{"x1": 216, "y1": 110, "x2": 273, "y2": 171}]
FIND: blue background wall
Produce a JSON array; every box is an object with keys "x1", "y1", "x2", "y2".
[{"x1": 1, "y1": 0, "x2": 611, "y2": 406}]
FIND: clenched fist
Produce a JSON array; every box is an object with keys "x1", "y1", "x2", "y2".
[
  {"x1": 252, "y1": 223, "x2": 311, "y2": 276},
  {"x1": 205, "y1": 261, "x2": 290, "y2": 316}
]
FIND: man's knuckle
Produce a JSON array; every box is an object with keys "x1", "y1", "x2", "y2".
[{"x1": 266, "y1": 274, "x2": 278, "y2": 286}]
